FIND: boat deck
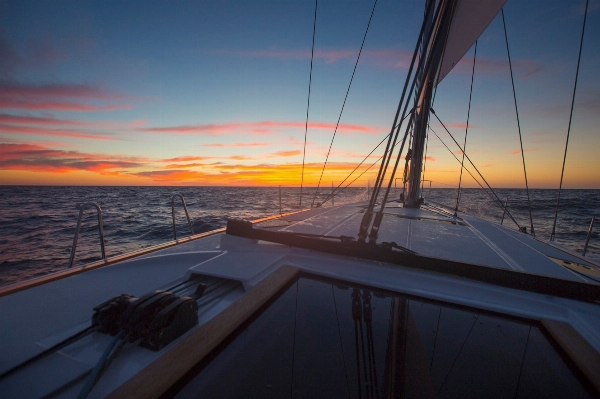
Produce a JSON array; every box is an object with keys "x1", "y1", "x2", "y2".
[{"x1": 1, "y1": 201, "x2": 599, "y2": 398}]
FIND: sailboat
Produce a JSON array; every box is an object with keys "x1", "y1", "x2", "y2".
[{"x1": 1, "y1": 0, "x2": 599, "y2": 398}]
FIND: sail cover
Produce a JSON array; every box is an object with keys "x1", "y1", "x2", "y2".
[{"x1": 436, "y1": 0, "x2": 507, "y2": 85}]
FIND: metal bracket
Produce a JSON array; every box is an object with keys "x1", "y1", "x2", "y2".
[
  {"x1": 171, "y1": 194, "x2": 195, "y2": 240},
  {"x1": 68, "y1": 202, "x2": 106, "y2": 268}
]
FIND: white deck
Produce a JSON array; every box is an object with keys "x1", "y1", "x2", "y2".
[{"x1": 0, "y1": 201, "x2": 599, "y2": 398}]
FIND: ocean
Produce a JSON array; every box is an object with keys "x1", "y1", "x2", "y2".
[{"x1": 0, "y1": 186, "x2": 598, "y2": 287}]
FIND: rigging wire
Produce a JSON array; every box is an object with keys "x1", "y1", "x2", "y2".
[
  {"x1": 429, "y1": 126, "x2": 508, "y2": 216},
  {"x1": 359, "y1": 0, "x2": 438, "y2": 240},
  {"x1": 454, "y1": 40, "x2": 477, "y2": 216},
  {"x1": 311, "y1": 0, "x2": 379, "y2": 208},
  {"x1": 421, "y1": 85, "x2": 438, "y2": 198},
  {"x1": 550, "y1": 0, "x2": 589, "y2": 241},
  {"x1": 431, "y1": 111, "x2": 522, "y2": 229},
  {"x1": 366, "y1": 1, "x2": 436, "y2": 211},
  {"x1": 299, "y1": 0, "x2": 318, "y2": 207},
  {"x1": 421, "y1": 129, "x2": 429, "y2": 197},
  {"x1": 369, "y1": 0, "x2": 456, "y2": 242},
  {"x1": 319, "y1": 111, "x2": 413, "y2": 207},
  {"x1": 501, "y1": 9, "x2": 535, "y2": 236}
]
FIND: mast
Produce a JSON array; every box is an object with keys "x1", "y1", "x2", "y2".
[
  {"x1": 405, "y1": 0, "x2": 456, "y2": 207},
  {"x1": 404, "y1": 0, "x2": 507, "y2": 208}
]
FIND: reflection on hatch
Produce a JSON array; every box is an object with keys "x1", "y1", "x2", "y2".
[{"x1": 169, "y1": 276, "x2": 594, "y2": 399}]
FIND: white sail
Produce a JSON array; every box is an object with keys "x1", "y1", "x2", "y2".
[{"x1": 436, "y1": 0, "x2": 507, "y2": 85}]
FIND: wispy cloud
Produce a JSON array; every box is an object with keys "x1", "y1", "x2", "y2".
[
  {"x1": 0, "y1": 124, "x2": 116, "y2": 140},
  {"x1": 453, "y1": 56, "x2": 544, "y2": 79},
  {"x1": 201, "y1": 141, "x2": 270, "y2": 147},
  {"x1": 267, "y1": 150, "x2": 302, "y2": 157},
  {"x1": 509, "y1": 148, "x2": 539, "y2": 155},
  {"x1": 159, "y1": 155, "x2": 213, "y2": 163},
  {"x1": 215, "y1": 47, "x2": 543, "y2": 77},
  {"x1": 0, "y1": 35, "x2": 63, "y2": 78},
  {"x1": 130, "y1": 161, "x2": 377, "y2": 185},
  {"x1": 0, "y1": 143, "x2": 147, "y2": 174},
  {"x1": 0, "y1": 83, "x2": 134, "y2": 112},
  {"x1": 140, "y1": 120, "x2": 382, "y2": 136},
  {"x1": 215, "y1": 48, "x2": 414, "y2": 68}
]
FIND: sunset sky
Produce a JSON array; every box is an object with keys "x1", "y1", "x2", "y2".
[{"x1": 1, "y1": 0, "x2": 599, "y2": 188}]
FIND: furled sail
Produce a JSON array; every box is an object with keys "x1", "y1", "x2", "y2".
[{"x1": 436, "y1": 0, "x2": 507, "y2": 85}]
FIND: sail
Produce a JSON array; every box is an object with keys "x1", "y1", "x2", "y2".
[{"x1": 436, "y1": 0, "x2": 507, "y2": 85}]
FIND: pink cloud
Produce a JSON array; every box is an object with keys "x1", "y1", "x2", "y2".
[
  {"x1": 0, "y1": 123, "x2": 115, "y2": 140},
  {"x1": 216, "y1": 48, "x2": 415, "y2": 68},
  {"x1": 452, "y1": 57, "x2": 544, "y2": 79},
  {"x1": 0, "y1": 83, "x2": 134, "y2": 112},
  {"x1": 0, "y1": 83, "x2": 128, "y2": 100},
  {"x1": 0, "y1": 143, "x2": 147, "y2": 174},
  {"x1": 201, "y1": 142, "x2": 270, "y2": 147},
  {"x1": 509, "y1": 148, "x2": 539, "y2": 155},
  {"x1": 160, "y1": 155, "x2": 213, "y2": 163},
  {"x1": 445, "y1": 122, "x2": 478, "y2": 129},
  {"x1": 140, "y1": 120, "x2": 381, "y2": 136},
  {"x1": 0, "y1": 113, "x2": 138, "y2": 128}
]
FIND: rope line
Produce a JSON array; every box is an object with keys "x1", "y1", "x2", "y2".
[
  {"x1": 311, "y1": 0, "x2": 378, "y2": 208},
  {"x1": 299, "y1": 0, "x2": 318, "y2": 207},
  {"x1": 431, "y1": 111, "x2": 522, "y2": 229},
  {"x1": 454, "y1": 40, "x2": 477, "y2": 216},
  {"x1": 502, "y1": 9, "x2": 535, "y2": 236},
  {"x1": 550, "y1": 0, "x2": 589, "y2": 241}
]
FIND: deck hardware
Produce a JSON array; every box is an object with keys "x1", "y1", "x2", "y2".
[
  {"x1": 500, "y1": 197, "x2": 509, "y2": 225},
  {"x1": 68, "y1": 202, "x2": 106, "y2": 268},
  {"x1": 92, "y1": 289, "x2": 199, "y2": 352},
  {"x1": 583, "y1": 216, "x2": 595, "y2": 256},
  {"x1": 171, "y1": 194, "x2": 194, "y2": 240}
]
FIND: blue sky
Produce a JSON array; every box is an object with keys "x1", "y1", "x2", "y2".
[{"x1": 0, "y1": 0, "x2": 598, "y2": 187}]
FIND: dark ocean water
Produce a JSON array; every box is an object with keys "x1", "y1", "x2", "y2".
[{"x1": 0, "y1": 186, "x2": 598, "y2": 287}]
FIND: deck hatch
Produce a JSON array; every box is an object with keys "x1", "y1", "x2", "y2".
[{"x1": 169, "y1": 275, "x2": 595, "y2": 399}]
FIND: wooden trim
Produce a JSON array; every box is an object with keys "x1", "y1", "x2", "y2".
[
  {"x1": 0, "y1": 208, "x2": 310, "y2": 298},
  {"x1": 541, "y1": 319, "x2": 600, "y2": 394},
  {"x1": 107, "y1": 265, "x2": 301, "y2": 399}
]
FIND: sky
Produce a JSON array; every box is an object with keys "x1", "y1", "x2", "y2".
[{"x1": 0, "y1": 0, "x2": 599, "y2": 188}]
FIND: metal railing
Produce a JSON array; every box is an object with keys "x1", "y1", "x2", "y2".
[
  {"x1": 500, "y1": 197, "x2": 509, "y2": 225},
  {"x1": 171, "y1": 194, "x2": 194, "y2": 240},
  {"x1": 583, "y1": 216, "x2": 595, "y2": 257},
  {"x1": 68, "y1": 202, "x2": 106, "y2": 268}
]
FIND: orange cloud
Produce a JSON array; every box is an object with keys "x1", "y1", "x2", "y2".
[
  {"x1": 160, "y1": 155, "x2": 213, "y2": 163},
  {"x1": 267, "y1": 150, "x2": 302, "y2": 157}
]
